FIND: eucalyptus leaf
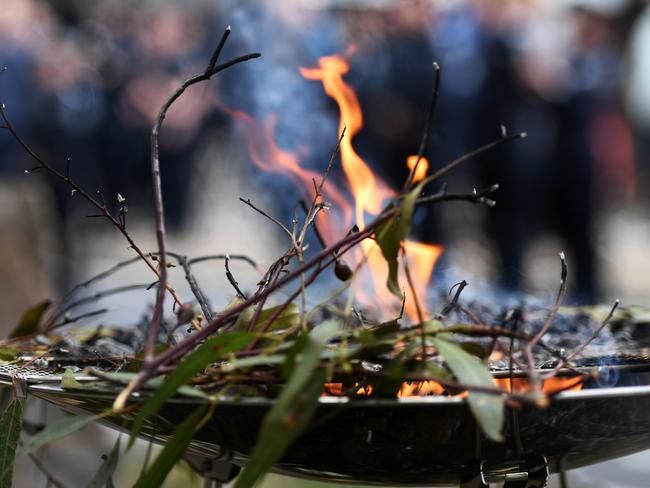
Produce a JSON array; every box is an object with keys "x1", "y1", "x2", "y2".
[
  {"x1": 86, "y1": 438, "x2": 120, "y2": 488},
  {"x1": 221, "y1": 354, "x2": 286, "y2": 372},
  {"x1": 129, "y1": 332, "x2": 254, "y2": 445},
  {"x1": 9, "y1": 300, "x2": 50, "y2": 339},
  {"x1": 235, "y1": 303, "x2": 300, "y2": 332},
  {"x1": 233, "y1": 322, "x2": 340, "y2": 488},
  {"x1": 60, "y1": 368, "x2": 83, "y2": 390},
  {"x1": 0, "y1": 398, "x2": 23, "y2": 488},
  {"x1": 432, "y1": 337, "x2": 504, "y2": 442},
  {"x1": 134, "y1": 405, "x2": 207, "y2": 488},
  {"x1": 0, "y1": 348, "x2": 18, "y2": 362},
  {"x1": 21, "y1": 413, "x2": 101, "y2": 456},
  {"x1": 375, "y1": 181, "x2": 424, "y2": 297}
]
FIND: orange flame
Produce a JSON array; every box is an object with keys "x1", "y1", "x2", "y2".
[
  {"x1": 301, "y1": 53, "x2": 442, "y2": 322},
  {"x1": 215, "y1": 51, "x2": 443, "y2": 322},
  {"x1": 407, "y1": 155, "x2": 429, "y2": 184},
  {"x1": 323, "y1": 375, "x2": 584, "y2": 398},
  {"x1": 216, "y1": 104, "x2": 351, "y2": 243}
]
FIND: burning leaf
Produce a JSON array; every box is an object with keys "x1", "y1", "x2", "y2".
[
  {"x1": 375, "y1": 181, "x2": 424, "y2": 298},
  {"x1": 134, "y1": 405, "x2": 208, "y2": 488},
  {"x1": 60, "y1": 368, "x2": 83, "y2": 390},
  {"x1": 0, "y1": 398, "x2": 23, "y2": 488},
  {"x1": 129, "y1": 332, "x2": 254, "y2": 445},
  {"x1": 20, "y1": 413, "x2": 102, "y2": 456},
  {"x1": 234, "y1": 321, "x2": 341, "y2": 488},
  {"x1": 432, "y1": 337, "x2": 504, "y2": 442},
  {"x1": 86, "y1": 437, "x2": 120, "y2": 488},
  {"x1": 9, "y1": 300, "x2": 50, "y2": 339}
]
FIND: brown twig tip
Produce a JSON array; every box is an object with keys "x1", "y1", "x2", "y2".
[{"x1": 558, "y1": 251, "x2": 567, "y2": 283}]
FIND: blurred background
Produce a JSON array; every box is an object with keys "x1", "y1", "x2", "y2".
[{"x1": 1, "y1": 0, "x2": 650, "y2": 486}]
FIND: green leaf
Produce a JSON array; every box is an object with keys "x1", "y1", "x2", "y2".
[
  {"x1": 20, "y1": 413, "x2": 100, "y2": 456},
  {"x1": 129, "y1": 332, "x2": 254, "y2": 445},
  {"x1": 60, "y1": 368, "x2": 83, "y2": 389},
  {"x1": 375, "y1": 181, "x2": 424, "y2": 297},
  {"x1": 0, "y1": 348, "x2": 19, "y2": 362},
  {"x1": 460, "y1": 342, "x2": 489, "y2": 360},
  {"x1": 9, "y1": 300, "x2": 50, "y2": 339},
  {"x1": 134, "y1": 405, "x2": 207, "y2": 488},
  {"x1": 235, "y1": 303, "x2": 300, "y2": 332},
  {"x1": 432, "y1": 337, "x2": 504, "y2": 442},
  {"x1": 233, "y1": 322, "x2": 340, "y2": 488},
  {"x1": 221, "y1": 354, "x2": 286, "y2": 372},
  {"x1": 0, "y1": 398, "x2": 23, "y2": 488},
  {"x1": 86, "y1": 438, "x2": 120, "y2": 488}
]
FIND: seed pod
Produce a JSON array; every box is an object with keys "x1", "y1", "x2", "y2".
[{"x1": 334, "y1": 260, "x2": 353, "y2": 281}]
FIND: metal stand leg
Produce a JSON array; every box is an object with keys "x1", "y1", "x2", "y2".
[
  {"x1": 184, "y1": 453, "x2": 241, "y2": 488},
  {"x1": 478, "y1": 457, "x2": 549, "y2": 488}
]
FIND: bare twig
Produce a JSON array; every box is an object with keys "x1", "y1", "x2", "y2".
[
  {"x1": 441, "y1": 280, "x2": 468, "y2": 316},
  {"x1": 404, "y1": 61, "x2": 440, "y2": 191},
  {"x1": 50, "y1": 308, "x2": 109, "y2": 329},
  {"x1": 239, "y1": 197, "x2": 293, "y2": 239},
  {"x1": 417, "y1": 184, "x2": 500, "y2": 208},
  {"x1": 225, "y1": 254, "x2": 247, "y2": 300},
  {"x1": 524, "y1": 252, "x2": 568, "y2": 387},
  {"x1": 143, "y1": 27, "x2": 261, "y2": 362},
  {"x1": 418, "y1": 129, "x2": 526, "y2": 189},
  {"x1": 548, "y1": 299, "x2": 620, "y2": 375}
]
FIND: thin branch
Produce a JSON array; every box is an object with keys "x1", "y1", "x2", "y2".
[
  {"x1": 524, "y1": 252, "x2": 568, "y2": 386},
  {"x1": 0, "y1": 105, "x2": 186, "y2": 326},
  {"x1": 50, "y1": 308, "x2": 109, "y2": 329},
  {"x1": 143, "y1": 27, "x2": 261, "y2": 362},
  {"x1": 174, "y1": 254, "x2": 213, "y2": 322},
  {"x1": 417, "y1": 184, "x2": 500, "y2": 208},
  {"x1": 441, "y1": 280, "x2": 468, "y2": 316},
  {"x1": 549, "y1": 299, "x2": 620, "y2": 375},
  {"x1": 418, "y1": 129, "x2": 526, "y2": 189},
  {"x1": 404, "y1": 61, "x2": 440, "y2": 191},
  {"x1": 239, "y1": 197, "x2": 293, "y2": 239},
  {"x1": 225, "y1": 254, "x2": 247, "y2": 300}
]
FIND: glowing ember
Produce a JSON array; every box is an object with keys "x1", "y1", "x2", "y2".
[{"x1": 323, "y1": 376, "x2": 584, "y2": 398}]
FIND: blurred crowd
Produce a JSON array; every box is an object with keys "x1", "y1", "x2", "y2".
[{"x1": 1, "y1": 0, "x2": 649, "y2": 306}]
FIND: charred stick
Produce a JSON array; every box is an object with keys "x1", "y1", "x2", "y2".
[
  {"x1": 441, "y1": 280, "x2": 468, "y2": 316},
  {"x1": 404, "y1": 61, "x2": 440, "y2": 191},
  {"x1": 144, "y1": 27, "x2": 260, "y2": 362},
  {"x1": 176, "y1": 254, "x2": 213, "y2": 322},
  {"x1": 417, "y1": 184, "x2": 499, "y2": 207},
  {"x1": 225, "y1": 254, "x2": 247, "y2": 300}
]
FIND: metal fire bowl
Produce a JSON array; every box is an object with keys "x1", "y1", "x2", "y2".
[{"x1": 4, "y1": 365, "x2": 650, "y2": 486}]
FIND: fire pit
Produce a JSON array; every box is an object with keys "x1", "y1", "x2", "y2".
[{"x1": 4, "y1": 359, "x2": 650, "y2": 487}]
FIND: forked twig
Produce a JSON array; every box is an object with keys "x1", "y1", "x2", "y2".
[{"x1": 144, "y1": 27, "x2": 260, "y2": 361}]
